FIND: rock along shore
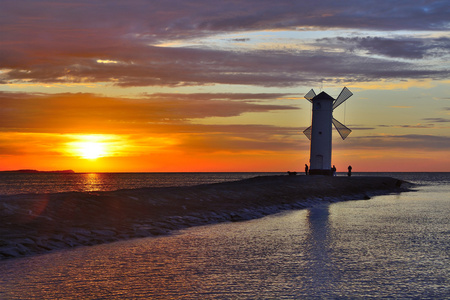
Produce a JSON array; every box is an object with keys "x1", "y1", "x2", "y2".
[{"x1": 0, "y1": 175, "x2": 411, "y2": 259}]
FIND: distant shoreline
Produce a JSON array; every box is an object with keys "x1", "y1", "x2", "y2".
[{"x1": 0, "y1": 169, "x2": 75, "y2": 174}]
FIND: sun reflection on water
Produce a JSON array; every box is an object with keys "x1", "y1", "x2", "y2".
[{"x1": 80, "y1": 173, "x2": 104, "y2": 192}]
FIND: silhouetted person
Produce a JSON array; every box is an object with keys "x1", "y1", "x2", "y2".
[
  {"x1": 332, "y1": 165, "x2": 336, "y2": 176},
  {"x1": 305, "y1": 164, "x2": 309, "y2": 175},
  {"x1": 347, "y1": 165, "x2": 352, "y2": 177}
]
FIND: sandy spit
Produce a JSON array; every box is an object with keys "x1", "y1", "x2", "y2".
[{"x1": 0, "y1": 175, "x2": 410, "y2": 259}]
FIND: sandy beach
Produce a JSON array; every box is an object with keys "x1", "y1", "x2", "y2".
[{"x1": 0, "y1": 175, "x2": 410, "y2": 259}]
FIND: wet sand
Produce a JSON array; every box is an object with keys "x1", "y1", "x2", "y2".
[{"x1": 0, "y1": 175, "x2": 410, "y2": 259}]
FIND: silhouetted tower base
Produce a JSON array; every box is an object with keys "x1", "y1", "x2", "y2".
[{"x1": 309, "y1": 169, "x2": 333, "y2": 176}]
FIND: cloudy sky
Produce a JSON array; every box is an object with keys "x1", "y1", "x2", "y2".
[{"x1": 1, "y1": 0, "x2": 449, "y2": 172}]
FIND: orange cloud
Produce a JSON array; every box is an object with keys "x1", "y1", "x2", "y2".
[
  {"x1": 0, "y1": 91, "x2": 296, "y2": 133},
  {"x1": 0, "y1": 91, "x2": 306, "y2": 171},
  {"x1": 1, "y1": 89, "x2": 449, "y2": 172}
]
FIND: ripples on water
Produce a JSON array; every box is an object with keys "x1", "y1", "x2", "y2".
[
  {"x1": 0, "y1": 174, "x2": 449, "y2": 298},
  {"x1": 0, "y1": 172, "x2": 285, "y2": 195},
  {"x1": 1, "y1": 171, "x2": 448, "y2": 195}
]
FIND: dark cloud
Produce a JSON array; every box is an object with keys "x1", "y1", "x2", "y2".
[
  {"x1": 347, "y1": 127, "x2": 376, "y2": 131},
  {"x1": 423, "y1": 117, "x2": 450, "y2": 123},
  {"x1": 1, "y1": 0, "x2": 449, "y2": 87},
  {"x1": 344, "y1": 134, "x2": 450, "y2": 150},
  {"x1": 378, "y1": 124, "x2": 435, "y2": 129},
  {"x1": 230, "y1": 38, "x2": 250, "y2": 42},
  {"x1": 316, "y1": 36, "x2": 450, "y2": 59},
  {"x1": 2, "y1": 1, "x2": 447, "y2": 39},
  {"x1": 1, "y1": 45, "x2": 446, "y2": 87}
]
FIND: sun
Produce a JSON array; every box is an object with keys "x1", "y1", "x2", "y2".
[
  {"x1": 75, "y1": 141, "x2": 107, "y2": 159},
  {"x1": 65, "y1": 134, "x2": 124, "y2": 161}
]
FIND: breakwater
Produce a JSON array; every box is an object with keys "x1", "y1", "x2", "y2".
[{"x1": 0, "y1": 176, "x2": 410, "y2": 259}]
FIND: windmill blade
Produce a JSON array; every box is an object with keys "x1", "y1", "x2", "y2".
[
  {"x1": 332, "y1": 118, "x2": 352, "y2": 140},
  {"x1": 304, "y1": 89, "x2": 316, "y2": 102},
  {"x1": 303, "y1": 126, "x2": 312, "y2": 140},
  {"x1": 333, "y1": 87, "x2": 353, "y2": 110}
]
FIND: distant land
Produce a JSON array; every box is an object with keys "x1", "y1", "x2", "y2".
[{"x1": 0, "y1": 169, "x2": 75, "y2": 174}]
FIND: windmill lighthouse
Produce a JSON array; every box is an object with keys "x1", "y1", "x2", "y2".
[{"x1": 303, "y1": 87, "x2": 353, "y2": 175}]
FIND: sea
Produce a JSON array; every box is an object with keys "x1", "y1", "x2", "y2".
[
  {"x1": 0, "y1": 171, "x2": 446, "y2": 195},
  {"x1": 0, "y1": 172, "x2": 284, "y2": 195},
  {"x1": 0, "y1": 172, "x2": 449, "y2": 298}
]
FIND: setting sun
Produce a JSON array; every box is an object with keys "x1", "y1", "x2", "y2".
[
  {"x1": 76, "y1": 141, "x2": 106, "y2": 159},
  {"x1": 65, "y1": 135, "x2": 115, "y2": 160}
]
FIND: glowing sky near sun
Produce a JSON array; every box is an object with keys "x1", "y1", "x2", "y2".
[{"x1": 0, "y1": 0, "x2": 449, "y2": 172}]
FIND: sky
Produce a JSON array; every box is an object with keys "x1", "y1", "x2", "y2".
[{"x1": 0, "y1": 0, "x2": 449, "y2": 172}]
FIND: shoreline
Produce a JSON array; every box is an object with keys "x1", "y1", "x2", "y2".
[
  {"x1": 0, "y1": 169, "x2": 75, "y2": 174},
  {"x1": 0, "y1": 175, "x2": 411, "y2": 260}
]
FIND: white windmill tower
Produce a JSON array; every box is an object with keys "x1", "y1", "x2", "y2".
[{"x1": 303, "y1": 87, "x2": 353, "y2": 175}]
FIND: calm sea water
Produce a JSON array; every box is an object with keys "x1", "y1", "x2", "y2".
[
  {"x1": 0, "y1": 173, "x2": 449, "y2": 298},
  {"x1": 0, "y1": 172, "x2": 284, "y2": 195},
  {"x1": 0, "y1": 171, "x2": 446, "y2": 195}
]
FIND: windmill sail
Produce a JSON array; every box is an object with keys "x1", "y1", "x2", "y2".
[
  {"x1": 332, "y1": 118, "x2": 352, "y2": 140},
  {"x1": 304, "y1": 89, "x2": 316, "y2": 102},
  {"x1": 303, "y1": 126, "x2": 312, "y2": 140},
  {"x1": 333, "y1": 87, "x2": 352, "y2": 110}
]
